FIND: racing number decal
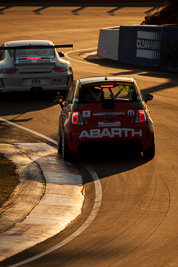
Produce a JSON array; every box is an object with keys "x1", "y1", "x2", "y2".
[{"x1": 118, "y1": 85, "x2": 134, "y2": 93}]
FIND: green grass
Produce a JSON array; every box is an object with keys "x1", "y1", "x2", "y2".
[{"x1": 0, "y1": 154, "x2": 19, "y2": 208}]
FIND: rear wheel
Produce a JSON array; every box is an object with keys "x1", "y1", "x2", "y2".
[
  {"x1": 143, "y1": 137, "x2": 155, "y2": 160},
  {"x1": 57, "y1": 121, "x2": 62, "y2": 155},
  {"x1": 62, "y1": 132, "x2": 73, "y2": 161},
  {"x1": 61, "y1": 90, "x2": 68, "y2": 100}
]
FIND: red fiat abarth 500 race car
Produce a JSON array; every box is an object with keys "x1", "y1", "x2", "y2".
[{"x1": 53, "y1": 76, "x2": 155, "y2": 161}]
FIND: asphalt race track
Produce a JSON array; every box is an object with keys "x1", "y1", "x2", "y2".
[{"x1": 0, "y1": 3, "x2": 178, "y2": 267}]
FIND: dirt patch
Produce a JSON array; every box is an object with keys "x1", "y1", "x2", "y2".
[
  {"x1": 142, "y1": 1, "x2": 178, "y2": 25},
  {"x1": 0, "y1": 154, "x2": 19, "y2": 208}
]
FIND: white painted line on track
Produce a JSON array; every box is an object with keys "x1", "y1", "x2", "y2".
[
  {"x1": 65, "y1": 47, "x2": 97, "y2": 65},
  {"x1": 0, "y1": 118, "x2": 57, "y2": 145},
  {"x1": 9, "y1": 165, "x2": 102, "y2": 267},
  {"x1": 0, "y1": 118, "x2": 102, "y2": 266}
]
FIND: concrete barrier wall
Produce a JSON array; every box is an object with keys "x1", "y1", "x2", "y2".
[
  {"x1": 97, "y1": 25, "x2": 178, "y2": 72},
  {"x1": 97, "y1": 28, "x2": 120, "y2": 61},
  {"x1": 119, "y1": 25, "x2": 162, "y2": 67},
  {"x1": 160, "y1": 26, "x2": 178, "y2": 72}
]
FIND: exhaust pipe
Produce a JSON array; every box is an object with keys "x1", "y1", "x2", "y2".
[{"x1": 30, "y1": 87, "x2": 43, "y2": 92}]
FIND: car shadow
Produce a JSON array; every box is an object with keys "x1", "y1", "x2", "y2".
[
  {"x1": 72, "y1": 142, "x2": 150, "y2": 182},
  {"x1": 0, "y1": 91, "x2": 62, "y2": 116}
]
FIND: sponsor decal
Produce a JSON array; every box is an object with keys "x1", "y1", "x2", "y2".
[
  {"x1": 73, "y1": 95, "x2": 84, "y2": 108},
  {"x1": 72, "y1": 86, "x2": 81, "y2": 107},
  {"x1": 82, "y1": 110, "x2": 91, "y2": 118},
  {"x1": 127, "y1": 110, "x2": 135, "y2": 116},
  {"x1": 32, "y1": 59, "x2": 38, "y2": 63},
  {"x1": 132, "y1": 96, "x2": 143, "y2": 107},
  {"x1": 73, "y1": 96, "x2": 79, "y2": 103},
  {"x1": 79, "y1": 128, "x2": 142, "y2": 139},
  {"x1": 136, "y1": 30, "x2": 161, "y2": 60},
  {"x1": 98, "y1": 122, "x2": 121, "y2": 127}
]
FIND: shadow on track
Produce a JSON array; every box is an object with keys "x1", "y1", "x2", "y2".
[
  {"x1": 0, "y1": 91, "x2": 64, "y2": 116},
  {"x1": 72, "y1": 142, "x2": 150, "y2": 181},
  {"x1": 84, "y1": 56, "x2": 178, "y2": 95}
]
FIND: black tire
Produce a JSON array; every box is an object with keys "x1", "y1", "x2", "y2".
[
  {"x1": 61, "y1": 90, "x2": 68, "y2": 100},
  {"x1": 62, "y1": 132, "x2": 73, "y2": 161},
  {"x1": 143, "y1": 137, "x2": 155, "y2": 160},
  {"x1": 57, "y1": 121, "x2": 62, "y2": 155}
]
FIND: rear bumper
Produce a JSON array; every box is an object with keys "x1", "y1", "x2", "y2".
[
  {"x1": 0, "y1": 73, "x2": 72, "y2": 92},
  {"x1": 0, "y1": 84, "x2": 70, "y2": 93},
  {"x1": 65, "y1": 126, "x2": 154, "y2": 152}
]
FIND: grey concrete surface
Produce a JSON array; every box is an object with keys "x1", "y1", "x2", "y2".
[{"x1": 0, "y1": 143, "x2": 84, "y2": 262}]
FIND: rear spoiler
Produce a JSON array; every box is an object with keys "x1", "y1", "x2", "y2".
[
  {"x1": 0, "y1": 44, "x2": 73, "y2": 62},
  {"x1": 0, "y1": 44, "x2": 73, "y2": 50}
]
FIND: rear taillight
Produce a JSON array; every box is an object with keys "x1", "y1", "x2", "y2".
[
  {"x1": 72, "y1": 112, "x2": 83, "y2": 125},
  {"x1": 136, "y1": 110, "x2": 146, "y2": 123},
  {"x1": 26, "y1": 57, "x2": 41, "y2": 60},
  {"x1": 55, "y1": 67, "x2": 66, "y2": 72},
  {"x1": 2, "y1": 68, "x2": 16, "y2": 74}
]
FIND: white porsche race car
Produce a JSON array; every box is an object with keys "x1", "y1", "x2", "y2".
[{"x1": 0, "y1": 40, "x2": 73, "y2": 93}]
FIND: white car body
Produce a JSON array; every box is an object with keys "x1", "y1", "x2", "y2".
[{"x1": 0, "y1": 40, "x2": 73, "y2": 93}]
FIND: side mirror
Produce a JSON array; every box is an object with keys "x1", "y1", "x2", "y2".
[
  {"x1": 143, "y1": 93, "x2": 153, "y2": 103},
  {"x1": 58, "y1": 52, "x2": 65, "y2": 57},
  {"x1": 52, "y1": 95, "x2": 64, "y2": 107}
]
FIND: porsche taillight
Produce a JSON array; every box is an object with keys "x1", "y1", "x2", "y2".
[
  {"x1": 26, "y1": 57, "x2": 41, "y2": 60},
  {"x1": 72, "y1": 112, "x2": 83, "y2": 125},
  {"x1": 136, "y1": 110, "x2": 146, "y2": 123},
  {"x1": 55, "y1": 67, "x2": 66, "y2": 72},
  {"x1": 2, "y1": 68, "x2": 16, "y2": 74}
]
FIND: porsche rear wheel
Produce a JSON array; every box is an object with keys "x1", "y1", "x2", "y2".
[{"x1": 57, "y1": 122, "x2": 62, "y2": 155}]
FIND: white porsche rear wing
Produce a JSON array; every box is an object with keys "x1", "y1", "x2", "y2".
[
  {"x1": 0, "y1": 44, "x2": 73, "y2": 50},
  {"x1": 0, "y1": 44, "x2": 73, "y2": 62}
]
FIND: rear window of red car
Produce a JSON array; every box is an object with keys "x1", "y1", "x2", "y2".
[{"x1": 79, "y1": 82, "x2": 137, "y2": 103}]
